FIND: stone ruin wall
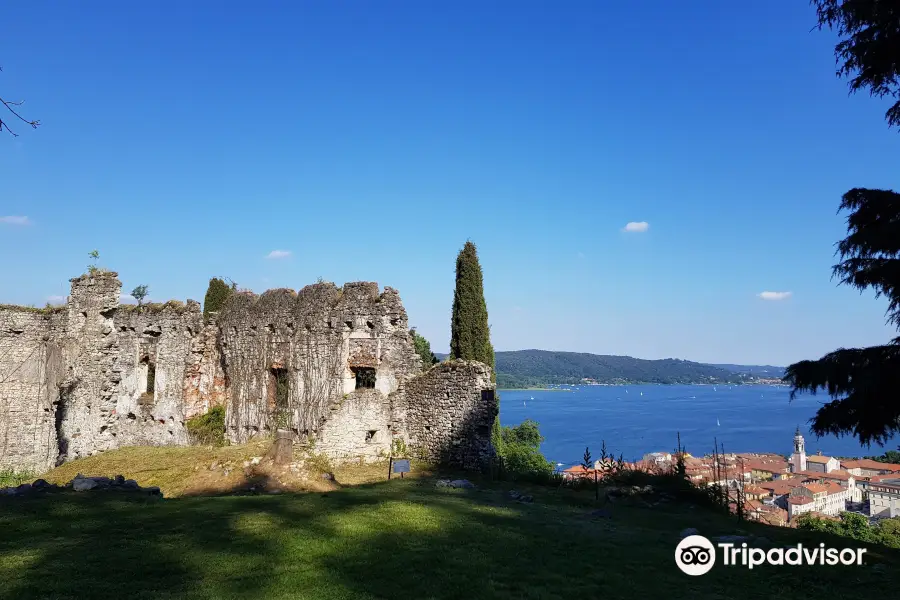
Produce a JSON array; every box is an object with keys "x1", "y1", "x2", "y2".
[
  {"x1": 0, "y1": 307, "x2": 65, "y2": 472},
  {"x1": 0, "y1": 272, "x2": 223, "y2": 471},
  {"x1": 0, "y1": 272, "x2": 495, "y2": 473},
  {"x1": 216, "y1": 281, "x2": 425, "y2": 461},
  {"x1": 400, "y1": 361, "x2": 497, "y2": 469}
]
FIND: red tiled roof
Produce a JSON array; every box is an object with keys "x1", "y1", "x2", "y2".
[
  {"x1": 803, "y1": 483, "x2": 829, "y2": 494},
  {"x1": 807, "y1": 455, "x2": 834, "y2": 464},
  {"x1": 808, "y1": 511, "x2": 839, "y2": 521},
  {"x1": 756, "y1": 508, "x2": 788, "y2": 526},
  {"x1": 745, "y1": 499, "x2": 763, "y2": 511},
  {"x1": 760, "y1": 479, "x2": 802, "y2": 495},
  {"x1": 799, "y1": 469, "x2": 853, "y2": 482},
  {"x1": 824, "y1": 482, "x2": 843, "y2": 493},
  {"x1": 867, "y1": 474, "x2": 899, "y2": 483},
  {"x1": 789, "y1": 496, "x2": 814, "y2": 505},
  {"x1": 743, "y1": 458, "x2": 790, "y2": 473},
  {"x1": 841, "y1": 459, "x2": 900, "y2": 472}
]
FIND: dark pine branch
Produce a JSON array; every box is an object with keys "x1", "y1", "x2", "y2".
[
  {"x1": 831, "y1": 189, "x2": 900, "y2": 326},
  {"x1": 812, "y1": 0, "x2": 900, "y2": 129},
  {"x1": 785, "y1": 339, "x2": 900, "y2": 446},
  {"x1": 787, "y1": 187, "x2": 900, "y2": 445}
]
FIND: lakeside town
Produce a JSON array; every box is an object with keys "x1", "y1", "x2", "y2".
[{"x1": 562, "y1": 428, "x2": 900, "y2": 527}]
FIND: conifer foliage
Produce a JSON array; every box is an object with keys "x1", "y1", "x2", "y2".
[
  {"x1": 811, "y1": 0, "x2": 900, "y2": 129},
  {"x1": 449, "y1": 241, "x2": 495, "y2": 378},
  {"x1": 786, "y1": 3, "x2": 900, "y2": 446},
  {"x1": 785, "y1": 189, "x2": 900, "y2": 445}
]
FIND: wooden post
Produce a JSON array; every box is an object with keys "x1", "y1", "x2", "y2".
[
  {"x1": 594, "y1": 469, "x2": 599, "y2": 501},
  {"x1": 388, "y1": 456, "x2": 393, "y2": 480}
]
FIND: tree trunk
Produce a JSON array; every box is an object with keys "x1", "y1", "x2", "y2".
[{"x1": 271, "y1": 428, "x2": 293, "y2": 466}]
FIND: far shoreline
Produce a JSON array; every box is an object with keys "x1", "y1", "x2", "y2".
[
  {"x1": 497, "y1": 383, "x2": 789, "y2": 391},
  {"x1": 497, "y1": 387, "x2": 572, "y2": 392}
]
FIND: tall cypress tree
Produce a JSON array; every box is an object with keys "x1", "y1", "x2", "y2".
[{"x1": 450, "y1": 241, "x2": 495, "y2": 379}]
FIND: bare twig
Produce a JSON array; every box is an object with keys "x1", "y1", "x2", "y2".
[{"x1": 0, "y1": 66, "x2": 40, "y2": 137}]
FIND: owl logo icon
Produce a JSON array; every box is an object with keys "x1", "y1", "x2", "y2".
[{"x1": 675, "y1": 535, "x2": 716, "y2": 576}]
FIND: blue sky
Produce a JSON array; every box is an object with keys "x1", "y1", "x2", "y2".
[{"x1": 1, "y1": 1, "x2": 897, "y2": 366}]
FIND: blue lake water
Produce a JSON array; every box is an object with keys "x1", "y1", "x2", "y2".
[{"x1": 498, "y1": 385, "x2": 881, "y2": 467}]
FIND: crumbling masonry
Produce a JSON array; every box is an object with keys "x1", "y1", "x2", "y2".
[{"x1": 0, "y1": 272, "x2": 496, "y2": 472}]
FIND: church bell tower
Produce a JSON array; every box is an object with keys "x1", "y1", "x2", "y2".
[{"x1": 790, "y1": 426, "x2": 807, "y2": 473}]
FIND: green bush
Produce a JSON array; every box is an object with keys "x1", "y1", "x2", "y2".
[
  {"x1": 203, "y1": 278, "x2": 234, "y2": 320},
  {"x1": 306, "y1": 452, "x2": 333, "y2": 475},
  {"x1": 410, "y1": 329, "x2": 439, "y2": 370},
  {"x1": 796, "y1": 512, "x2": 900, "y2": 549},
  {"x1": 185, "y1": 405, "x2": 226, "y2": 446},
  {"x1": 494, "y1": 419, "x2": 553, "y2": 481},
  {"x1": 0, "y1": 468, "x2": 34, "y2": 488}
]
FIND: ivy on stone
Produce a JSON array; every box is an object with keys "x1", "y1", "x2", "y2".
[{"x1": 203, "y1": 278, "x2": 234, "y2": 320}]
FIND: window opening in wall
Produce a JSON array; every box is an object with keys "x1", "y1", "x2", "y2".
[
  {"x1": 481, "y1": 389, "x2": 495, "y2": 403},
  {"x1": 352, "y1": 367, "x2": 376, "y2": 390},
  {"x1": 268, "y1": 367, "x2": 290, "y2": 427},
  {"x1": 54, "y1": 393, "x2": 71, "y2": 465},
  {"x1": 139, "y1": 355, "x2": 156, "y2": 405},
  {"x1": 366, "y1": 430, "x2": 377, "y2": 443},
  {"x1": 147, "y1": 362, "x2": 156, "y2": 394}
]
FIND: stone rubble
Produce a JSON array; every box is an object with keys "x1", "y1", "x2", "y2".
[
  {"x1": 507, "y1": 490, "x2": 534, "y2": 503},
  {"x1": 0, "y1": 473, "x2": 163, "y2": 498},
  {"x1": 435, "y1": 479, "x2": 476, "y2": 489}
]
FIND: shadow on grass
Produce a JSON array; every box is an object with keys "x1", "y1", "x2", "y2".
[{"x1": 2, "y1": 477, "x2": 900, "y2": 600}]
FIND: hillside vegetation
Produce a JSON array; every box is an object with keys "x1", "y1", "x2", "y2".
[
  {"x1": 434, "y1": 350, "x2": 777, "y2": 388},
  {"x1": 468, "y1": 350, "x2": 754, "y2": 388},
  {"x1": 708, "y1": 363, "x2": 786, "y2": 378},
  {"x1": 2, "y1": 446, "x2": 898, "y2": 599}
]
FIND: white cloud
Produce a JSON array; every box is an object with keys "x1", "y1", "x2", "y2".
[
  {"x1": 46, "y1": 295, "x2": 67, "y2": 305},
  {"x1": 758, "y1": 291, "x2": 792, "y2": 301},
  {"x1": 0, "y1": 216, "x2": 30, "y2": 225},
  {"x1": 622, "y1": 221, "x2": 649, "y2": 233},
  {"x1": 119, "y1": 293, "x2": 137, "y2": 304},
  {"x1": 266, "y1": 250, "x2": 291, "y2": 259}
]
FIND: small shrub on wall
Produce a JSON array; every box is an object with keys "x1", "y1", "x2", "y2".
[
  {"x1": 186, "y1": 405, "x2": 226, "y2": 446},
  {"x1": 203, "y1": 278, "x2": 235, "y2": 320}
]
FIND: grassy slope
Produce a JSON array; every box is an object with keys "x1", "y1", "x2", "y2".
[
  {"x1": 39, "y1": 441, "x2": 295, "y2": 498},
  {"x1": 37, "y1": 443, "x2": 435, "y2": 498},
  {"x1": 2, "y1": 449, "x2": 899, "y2": 599}
]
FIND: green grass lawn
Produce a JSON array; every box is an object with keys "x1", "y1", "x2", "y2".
[{"x1": 1, "y1": 476, "x2": 898, "y2": 599}]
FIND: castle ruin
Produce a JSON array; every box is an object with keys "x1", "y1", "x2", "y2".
[{"x1": 0, "y1": 271, "x2": 497, "y2": 473}]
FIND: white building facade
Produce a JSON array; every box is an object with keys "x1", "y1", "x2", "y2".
[{"x1": 868, "y1": 479, "x2": 900, "y2": 518}]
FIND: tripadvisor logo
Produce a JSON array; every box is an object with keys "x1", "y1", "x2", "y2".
[{"x1": 675, "y1": 535, "x2": 867, "y2": 576}]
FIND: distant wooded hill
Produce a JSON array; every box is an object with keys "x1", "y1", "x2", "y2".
[
  {"x1": 704, "y1": 363, "x2": 786, "y2": 378},
  {"x1": 434, "y1": 350, "x2": 783, "y2": 388}
]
